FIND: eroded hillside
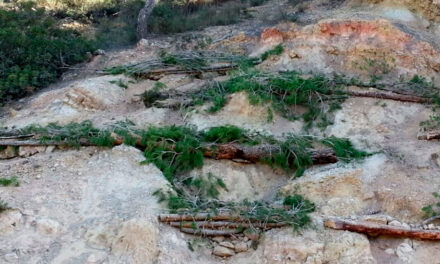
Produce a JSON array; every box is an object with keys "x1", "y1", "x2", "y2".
[{"x1": 1, "y1": 0, "x2": 440, "y2": 263}]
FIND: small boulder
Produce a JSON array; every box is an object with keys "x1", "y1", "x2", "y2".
[
  {"x1": 212, "y1": 236, "x2": 225, "y2": 243},
  {"x1": 213, "y1": 246, "x2": 235, "y2": 257},
  {"x1": 0, "y1": 146, "x2": 18, "y2": 159},
  {"x1": 219, "y1": 241, "x2": 235, "y2": 249},
  {"x1": 388, "y1": 220, "x2": 402, "y2": 227},
  {"x1": 36, "y1": 218, "x2": 62, "y2": 235},
  {"x1": 234, "y1": 242, "x2": 248, "y2": 253}
]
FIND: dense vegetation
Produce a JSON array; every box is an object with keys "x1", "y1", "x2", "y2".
[{"x1": 0, "y1": 2, "x2": 96, "y2": 104}]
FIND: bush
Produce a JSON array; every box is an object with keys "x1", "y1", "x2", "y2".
[{"x1": 0, "y1": 2, "x2": 96, "y2": 104}]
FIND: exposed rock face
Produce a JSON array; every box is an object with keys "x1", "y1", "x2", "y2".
[
  {"x1": 256, "y1": 19, "x2": 440, "y2": 83},
  {"x1": 0, "y1": 145, "x2": 168, "y2": 263},
  {"x1": 356, "y1": 0, "x2": 440, "y2": 22},
  {"x1": 3, "y1": 0, "x2": 440, "y2": 263}
]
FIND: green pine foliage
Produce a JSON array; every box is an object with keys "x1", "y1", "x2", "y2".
[
  {"x1": 193, "y1": 70, "x2": 346, "y2": 130},
  {"x1": 0, "y1": 2, "x2": 96, "y2": 104},
  {"x1": 0, "y1": 176, "x2": 20, "y2": 187},
  {"x1": 141, "y1": 126, "x2": 204, "y2": 182},
  {"x1": 261, "y1": 44, "x2": 284, "y2": 61},
  {"x1": 321, "y1": 137, "x2": 370, "y2": 161},
  {"x1": 21, "y1": 121, "x2": 115, "y2": 147}
]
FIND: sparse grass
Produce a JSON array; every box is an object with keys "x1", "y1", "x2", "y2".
[
  {"x1": 0, "y1": 199, "x2": 9, "y2": 213},
  {"x1": 411, "y1": 75, "x2": 440, "y2": 131},
  {"x1": 422, "y1": 191, "x2": 440, "y2": 218},
  {"x1": 261, "y1": 44, "x2": 284, "y2": 61},
  {"x1": 109, "y1": 79, "x2": 128, "y2": 89},
  {"x1": 0, "y1": 176, "x2": 20, "y2": 187}
]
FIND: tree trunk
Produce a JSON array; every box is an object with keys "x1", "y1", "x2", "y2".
[
  {"x1": 325, "y1": 218, "x2": 440, "y2": 240},
  {"x1": 137, "y1": 0, "x2": 155, "y2": 40}
]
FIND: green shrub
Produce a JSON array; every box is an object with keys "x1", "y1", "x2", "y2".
[
  {"x1": 0, "y1": 176, "x2": 20, "y2": 187},
  {"x1": 0, "y1": 199, "x2": 9, "y2": 213},
  {"x1": 0, "y1": 2, "x2": 96, "y2": 104}
]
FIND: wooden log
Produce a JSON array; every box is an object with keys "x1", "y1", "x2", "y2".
[
  {"x1": 159, "y1": 213, "x2": 239, "y2": 222},
  {"x1": 136, "y1": 64, "x2": 238, "y2": 79},
  {"x1": 345, "y1": 90, "x2": 431, "y2": 103},
  {"x1": 168, "y1": 221, "x2": 286, "y2": 229},
  {"x1": 0, "y1": 134, "x2": 34, "y2": 140},
  {"x1": 325, "y1": 218, "x2": 440, "y2": 240},
  {"x1": 179, "y1": 227, "x2": 241, "y2": 236},
  {"x1": 202, "y1": 144, "x2": 338, "y2": 165}
]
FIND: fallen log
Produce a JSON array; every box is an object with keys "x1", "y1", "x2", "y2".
[
  {"x1": 135, "y1": 64, "x2": 238, "y2": 80},
  {"x1": 159, "y1": 213, "x2": 240, "y2": 222},
  {"x1": 345, "y1": 89, "x2": 431, "y2": 104},
  {"x1": 325, "y1": 218, "x2": 440, "y2": 240},
  {"x1": 141, "y1": 85, "x2": 432, "y2": 110},
  {"x1": 168, "y1": 221, "x2": 286, "y2": 229},
  {"x1": 179, "y1": 227, "x2": 241, "y2": 236},
  {"x1": 202, "y1": 144, "x2": 338, "y2": 165},
  {"x1": 0, "y1": 138, "x2": 338, "y2": 166}
]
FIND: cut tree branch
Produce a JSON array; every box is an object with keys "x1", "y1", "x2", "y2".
[
  {"x1": 168, "y1": 220, "x2": 286, "y2": 229},
  {"x1": 345, "y1": 89, "x2": 431, "y2": 103},
  {"x1": 179, "y1": 227, "x2": 241, "y2": 236},
  {"x1": 325, "y1": 217, "x2": 440, "y2": 240},
  {"x1": 134, "y1": 64, "x2": 238, "y2": 80},
  {"x1": 143, "y1": 86, "x2": 432, "y2": 110}
]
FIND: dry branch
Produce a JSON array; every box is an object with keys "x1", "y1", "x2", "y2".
[
  {"x1": 179, "y1": 227, "x2": 241, "y2": 236},
  {"x1": 345, "y1": 89, "x2": 431, "y2": 103},
  {"x1": 135, "y1": 64, "x2": 238, "y2": 80},
  {"x1": 144, "y1": 85, "x2": 432, "y2": 111},
  {"x1": 159, "y1": 213, "x2": 240, "y2": 222},
  {"x1": 325, "y1": 217, "x2": 440, "y2": 240}
]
